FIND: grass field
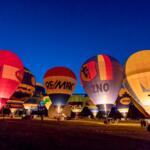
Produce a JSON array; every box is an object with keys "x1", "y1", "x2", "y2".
[{"x1": 0, "y1": 119, "x2": 150, "y2": 150}]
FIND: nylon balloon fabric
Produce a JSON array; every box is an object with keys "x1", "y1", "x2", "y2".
[{"x1": 80, "y1": 54, "x2": 123, "y2": 114}]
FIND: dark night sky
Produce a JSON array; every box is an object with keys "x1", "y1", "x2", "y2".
[{"x1": 0, "y1": 0, "x2": 150, "y2": 93}]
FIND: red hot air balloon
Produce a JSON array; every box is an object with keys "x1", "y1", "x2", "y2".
[
  {"x1": 44, "y1": 67, "x2": 77, "y2": 106},
  {"x1": 80, "y1": 54, "x2": 123, "y2": 118},
  {"x1": 44, "y1": 67, "x2": 77, "y2": 120},
  {"x1": 0, "y1": 50, "x2": 24, "y2": 109}
]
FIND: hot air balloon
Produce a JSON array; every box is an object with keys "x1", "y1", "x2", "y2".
[
  {"x1": 11, "y1": 67, "x2": 36, "y2": 102},
  {"x1": 42, "y1": 96, "x2": 52, "y2": 110},
  {"x1": 80, "y1": 54, "x2": 123, "y2": 118},
  {"x1": 8, "y1": 67, "x2": 35, "y2": 116},
  {"x1": 124, "y1": 50, "x2": 150, "y2": 118},
  {"x1": 68, "y1": 94, "x2": 87, "y2": 118},
  {"x1": 23, "y1": 83, "x2": 46, "y2": 116},
  {"x1": 44, "y1": 67, "x2": 77, "y2": 119},
  {"x1": 0, "y1": 50, "x2": 24, "y2": 110},
  {"x1": 34, "y1": 83, "x2": 46, "y2": 97},
  {"x1": 85, "y1": 98, "x2": 99, "y2": 118},
  {"x1": 116, "y1": 87, "x2": 131, "y2": 119}
]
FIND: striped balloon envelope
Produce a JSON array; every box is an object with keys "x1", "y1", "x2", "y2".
[
  {"x1": 44, "y1": 67, "x2": 77, "y2": 106},
  {"x1": 11, "y1": 67, "x2": 36, "y2": 102},
  {"x1": 124, "y1": 50, "x2": 150, "y2": 118},
  {"x1": 80, "y1": 54, "x2": 123, "y2": 116},
  {"x1": 0, "y1": 50, "x2": 24, "y2": 109}
]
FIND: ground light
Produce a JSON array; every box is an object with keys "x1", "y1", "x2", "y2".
[
  {"x1": 91, "y1": 109, "x2": 99, "y2": 118},
  {"x1": 118, "y1": 108, "x2": 128, "y2": 119},
  {"x1": 57, "y1": 103, "x2": 62, "y2": 114},
  {"x1": 56, "y1": 103, "x2": 65, "y2": 121}
]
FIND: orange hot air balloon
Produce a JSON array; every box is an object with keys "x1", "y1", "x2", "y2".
[
  {"x1": 0, "y1": 50, "x2": 24, "y2": 109},
  {"x1": 44, "y1": 67, "x2": 77, "y2": 106},
  {"x1": 80, "y1": 54, "x2": 123, "y2": 117},
  {"x1": 124, "y1": 50, "x2": 150, "y2": 118}
]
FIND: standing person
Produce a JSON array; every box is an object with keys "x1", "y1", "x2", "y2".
[{"x1": 38, "y1": 105, "x2": 45, "y2": 122}]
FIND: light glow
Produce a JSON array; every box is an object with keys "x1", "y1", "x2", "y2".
[{"x1": 57, "y1": 103, "x2": 62, "y2": 114}]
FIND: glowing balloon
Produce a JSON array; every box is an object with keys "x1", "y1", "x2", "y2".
[
  {"x1": 44, "y1": 67, "x2": 77, "y2": 106},
  {"x1": 80, "y1": 54, "x2": 123, "y2": 117},
  {"x1": 124, "y1": 50, "x2": 150, "y2": 118},
  {"x1": 42, "y1": 96, "x2": 52, "y2": 110},
  {"x1": 85, "y1": 98, "x2": 98, "y2": 117},
  {"x1": 0, "y1": 50, "x2": 24, "y2": 109},
  {"x1": 68, "y1": 94, "x2": 86, "y2": 113},
  {"x1": 11, "y1": 67, "x2": 36, "y2": 102},
  {"x1": 23, "y1": 97, "x2": 40, "y2": 111},
  {"x1": 7, "y1": 100, "x2": 24, "y2": 115},
  {"x1": 116, "y1": 87, "x2": 131, "y2": 118}
]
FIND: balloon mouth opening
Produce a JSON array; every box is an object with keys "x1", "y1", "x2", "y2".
[
  {"x1": 56, "y1": 104, "x2": 62, "y2": 114},
  {"x1": 91, "y1": 110, "x2": 99, "y2": 117},
  {"x1": 122, "y1": 112, "x2": 128, "y2": 118},
  {"x1": 53, "y1": 103, "x2": 65, "y2": 114},
  {"x1": 96, "y1": 104, "x2": 114, "y2": 118}
]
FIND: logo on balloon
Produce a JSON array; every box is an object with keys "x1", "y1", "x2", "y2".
[
  {"x1": 2, "y1": 65, "x2": 23, "y2": 82},
  {"x1": 91, "y1": 83, "x2": 110, "y2": 93},
  {"x1": 80, "y1": 61, "x2": 97, "y2": 82},
  {"x1": 45, "y1": 80, "x2": 74, "y2": 91},
  {"x1": 44, "y1": 76, "x2": 76, "y2": 95},
  {"x1": 120, "y1": 98, "x2": 131, "y2": 105},
  {"x1": 16, "y1": 70, "x2": 24, "y2": 82}
]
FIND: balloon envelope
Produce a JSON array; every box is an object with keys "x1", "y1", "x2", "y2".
[
  {"x1": 116, "y1": 87, "x2": 131, "y2": 117},
  {"x1": 11, "y1": 67, "x2": 36, "y2": 102},
  {"x1": 44, "y1": 67, "x2": 77, "y2": 106},
  {"x1": 0, "y1": 50, "x2": 24, "y2": 108},
  {"x1": 85, "y1": 98, "x2": 98, "y2": 117},
  {"x1": 42, "y1": 96, "x2": 52, "y2": 110},
  {"x1": 124, "y1": 50, "x2": 150, "y2": 117},
  {"x1": 80, "y1": 54, "x2": 123, "y2": 115},
  {"x1": 34, "y1": 83, "x2": 46, "y2": 97},
  {"x1": 68, "y1": 94, "x2": 87, "y2": 113}
]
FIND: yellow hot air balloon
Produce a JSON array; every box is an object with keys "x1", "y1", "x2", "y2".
[{"x1": 124, "y1": 50, "x2": 150, "y2": 118}]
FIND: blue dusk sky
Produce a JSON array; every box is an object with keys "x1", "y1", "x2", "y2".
[{"x1": 0, "y1": 0, "x2": 150, "y2": 93}]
